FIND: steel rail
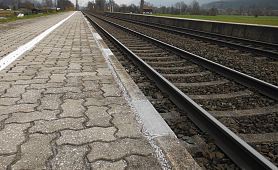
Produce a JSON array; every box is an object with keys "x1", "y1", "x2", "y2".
[
  {"x1": 88, "y1": 13, "x2": 278, "y2": 101},
  {"x1": 84, "y1": 12, "x2": 277, "y2": 170},
  {"x1": 104, "y1": 13, "x2": 278, "y2": 60}
]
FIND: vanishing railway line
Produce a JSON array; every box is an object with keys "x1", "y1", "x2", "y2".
[
  {"x1": 100, "y1": 13, "x2": 278, "y2": 86},
  {"x1": 84, "y1": 12, "x2": 278, "y2": 169},
  {"x1": 105, "y1": 13, "x2": 278, "y2": 60}
]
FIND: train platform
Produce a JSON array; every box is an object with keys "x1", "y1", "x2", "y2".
[{"x1": 0, "y1": 11, "x2": 199, "y2": 169}]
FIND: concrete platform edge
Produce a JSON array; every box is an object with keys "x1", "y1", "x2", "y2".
[{"x1": 83, "y1": 14, "x2": 201, "y2": 170}]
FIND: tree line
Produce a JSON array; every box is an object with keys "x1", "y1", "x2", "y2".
[
  {"x1": 86, "y1": 0, "x2": 218, "y2": 16},
  {"x1": 86, "y1": 0, "x2": 278, "y2": 16},
  {"x1": 0, "y1": 0, "x2": 74, "y2": 11}
]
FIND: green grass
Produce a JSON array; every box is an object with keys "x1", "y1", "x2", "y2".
[
  {"x1": 0, "y1": 11, "x2": 60, "y2": 23},
  {"x1": 154, "y1": 14, "x2": 278, "y2": 26}
]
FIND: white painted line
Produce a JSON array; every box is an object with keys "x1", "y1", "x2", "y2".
[
  {"x1": 93, "y1": 33, "x2": 103, "y2": 40},
  {"x1": 103, "y1": 48, "x2": 113, "y2": 57},
  {"x1": 0, "y1": 11, "x2": 77, "y2": 71}
]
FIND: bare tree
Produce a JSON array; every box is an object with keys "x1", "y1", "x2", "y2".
[
  {"x1": 140, "y1": 0, "x2": 144, "y2": 13},
  {"x1": 190, "y1": 0, "x2": 200, "y2": 15}
]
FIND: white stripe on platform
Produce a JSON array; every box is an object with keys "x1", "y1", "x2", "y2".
[{"x1": 0, "y1": 11, "x2": 77, "y2": 71}]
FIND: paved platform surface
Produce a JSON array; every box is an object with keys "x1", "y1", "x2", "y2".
[
  {"x1": 0, "y1": 12, "x2": 73, "y2": 60},
  {"x1": 0, "y1": 12, "x2": 164, "y2": 169}
]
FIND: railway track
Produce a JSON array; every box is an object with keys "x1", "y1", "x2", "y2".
[
  {"x1": 84, "y1": 12, "x2": 278, "y2": 169},
  {"x1": 105, "y1": 13, "x2": 278, "y2": 60},
  {"x1": 95, "y1": 13, "x2": 278, "y2": 86}
]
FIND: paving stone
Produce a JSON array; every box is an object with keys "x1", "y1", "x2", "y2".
[
  {"x1": 41, "y1": 67, "x2": 68, "y2": 72},
  {"x1": 0, "y1": 155, "x2": 15, "y2": 170},
  {"x1": 112, "y1": 113, "x2": 142, "y2": 138},
  {"x1": 67, "y1": 72, "x2": 96, "y2": 77},
  {"x1": 49, "y1": 74, "x2": 66, "y2": 83},
  {"x1": 1, "y1": 75, "x2": 34, "y2": 81},
  {"x1": 44, "y1": 87, "x2": 81, "y2": 94},
  {"x1": 19, "y1": 89, "x2": 43, "y2": 104},
  {"x1": 125, "y1": 155, "x2": 162, "y2": 170},
  {"x1": 2, "y1": 85, "x2": 28, "y2": 97},
  {"x1": 108, "y1": 104, "x2": 133, "y2": 115},
  {"x1": 0, "y1": 98, "x2": 19, "y2": 106},
  {"x1": 14, "y1": 79, "x2": 48, "y2": 85},
  {"x1": 0, "y1": 104, "x2": 36, "y2": 116},
  {"x1": 85, "y1": 106, "x2": 112, "y2": 127},
  {"x1": 11, "y1": 133, "x2": 55, "y2": 170},
  {"x1": 91, "y1": 160, "x2": 127, "y2": 170},
  {"x1": 82, "y1": 75, "x2": 113, "y2": 82},
  {"x1": 10, "y1": 66, "x2": 26, "y2": 73},
  {"x1": 60, "y1": 99, "x2": 85, "y2": 118},
  {"x1": 83, "y1": 81, "x2": 101, "y2": 92},
  {"x1": 38, "y1": 94, "x2": 62, "y2": 110},
  {"x1": 0, "y1": 83, "x2": 10, "y2": 95},
  {"x1": 0, "y1": 123, "x2": 30, "y2": 154},
  {"x1": 63, "y1": 91, "x2": 103, "y2": 100},
  {"x1": 87, "y1": 138, "x2": 153, "y2": 161},
  {"x1": 6, "y1": 110, "x2": 58, "y2": 123},
  {"x1": 68, "y1": 63, "x2": 81, "y2": 70},
  {"x1": 0, "y1": 115, "x2": 9, "y2": 122},
  {"x1": 34, "y1": 72, "x2": 51, "y2": 79},
  {"x1": 97, "y1": 68, "x2": 112, "y2": 76},
  {"x1": 101, "y1": 84, "x2": 122, "y2": 97},
  {"x1": 29, "y1": 83, "x2": 64, "y2": 89},
  {"x1": 84, "y1": 97, "x2": 126, "y2": 106},
  {"x1": 29, "y1": 118, "x2": 85, "y2": 133},
  {"x1": 51, "y1": 145, "x2": 88, "y2": 170},
  {"x1": 65, "y1": 77, "x2": 83, "y2": 87},
  {"x1": 57, "y1": 127, "x2": 116, "y2": 145}
]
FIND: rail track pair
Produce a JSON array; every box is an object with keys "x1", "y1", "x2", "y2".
[{"x1": 84, "y1": 12, "x2": 278, "y2": 169}]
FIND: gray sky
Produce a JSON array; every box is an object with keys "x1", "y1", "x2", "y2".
[{"x1": 71, "y1": 0, "x2": 134, "y2": 6}]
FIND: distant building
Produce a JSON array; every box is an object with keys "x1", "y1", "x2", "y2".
[{"x1": 143, "y1": 6, "x2": 153, "y2": 14}]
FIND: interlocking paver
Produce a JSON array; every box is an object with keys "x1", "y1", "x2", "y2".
[
  {"x1": 0, "y1": 155, "x2": 15, "y2": 170},
  {"x1": 29, "y1": 118, "x2": 85, "y2": 133},
  {"x1": 85, "y1": 96, "x2": 126, "y2": 106},
  {"x1": 11, "y1": 133, "x2": 55, "y2": 170},
  {"x1": 0, "y1": 12, "x2": 163, "y2": 169},
  {"x1": 38, "y1": 94, "x2": 62, "y2": 110},
  {"x1": 49, "y1": 74, "x2": 66, "y2": 83},
  {"x1": 19, "y1": 89, "x2": 43, "y2": 104},
  {"x1": 91, "y1": 160, "x2": 127, "y2": 170},
  {"x1": 0, "y1": 104, "x2": 36, "y2": 116},
  {"x1": 2, "y1": 85, "x2": 28, "y2": 98},
  {"x1": 0, "y1": 123, "x2": 30, "y2": 154},
  {"x1": 15, "y1": 78, "x2": 48, "y2": 85},
  {"x1": 6, "y1": 110, "x2": 58, "y2": 123},
  {"x1": 0, "y1": 97, "x2": 19, "y2": 106},
  {"x1": 0, "y1": 83, "x2": 10, "y2": 95},
  {"x1": 112, "y1": 112, "x2": 142, "y2": 138},
  {"x1": 67, "y1": 72, "x2": 97, "y2": 77},
  {"x1": 44, "y1": 87, "x2": 81, "y2": 94},
  {"x1": 51, "y1": 145, "x2": 89, "y2": 170},
  {"x1": 87, "y1": 138, "x2": 153, "y2": 161},
  {"x1": 60, "y1": 99, "x2": 85, "y2": 118},
  {"x1": 0, "y1": 115, "x2": 8, "y2": 122},
  {"x1": 57, "y1": 127, "x2": 117, "y2": 145},
  {"x1": 85, "y1": 106, "x2": 112, "y2": 127},
  {"x1": 83, "y1": 80, "x2": 101, "y2": 92},
  {"x1": 101, "y1": 84, "x2": 122, "y2": 97},
  {"x1": 0, "y1": 12, "x2": 73, "y2": 60}
]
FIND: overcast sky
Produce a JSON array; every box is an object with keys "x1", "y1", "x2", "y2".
[{"x1": 71, "y1": 0, "x2": 134, "y2": 6}]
